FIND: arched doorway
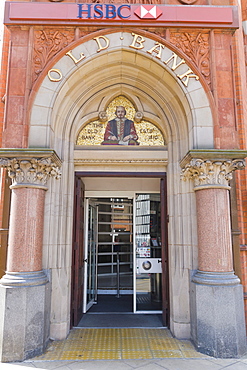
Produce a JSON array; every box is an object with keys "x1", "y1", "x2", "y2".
[
  {"x1": 71, "y1": 95, "x2": 169, "y2": 327},
  {"x1": 28, "y1": 30, "x2": 214, "y2": 341}
]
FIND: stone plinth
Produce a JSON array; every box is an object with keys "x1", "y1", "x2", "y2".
[
  {"x1": 0, "y1": 281, "x2": 51, "y2": 362},
  {"x1": 190, "y1": 276, "x2": 246, "y2": 358}
]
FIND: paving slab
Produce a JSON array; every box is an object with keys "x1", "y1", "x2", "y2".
[{"x1": 2, "y1": 359, "x2": 247, "y2": 370}]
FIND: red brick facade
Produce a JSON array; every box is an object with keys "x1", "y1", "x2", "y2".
[{"x1": 1, "y1": 0, "x2": 247, "y2": 356}]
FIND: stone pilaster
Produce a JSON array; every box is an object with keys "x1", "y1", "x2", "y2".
[
  {"x1": 0, "y1": 149, "x2": 61, "y2": 362},
  {"x1": 181, "y1": 150, "x2": 247, "y2": 358}
]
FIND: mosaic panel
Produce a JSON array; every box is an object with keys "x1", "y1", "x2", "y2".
[{"x1": 76, "y1": 96, "x2": 165, "y2": 146}]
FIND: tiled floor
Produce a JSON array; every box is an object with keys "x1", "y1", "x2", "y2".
[
  {"x1": 2, "y1": 328, "x2": 247, "y2": 370},
  {"x1": 32, "y1": 328, "x2": 205, "y2": 361}
]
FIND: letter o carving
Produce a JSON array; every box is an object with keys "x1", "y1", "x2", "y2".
[{"x1": 178, "y1": 0, "x2": 197, "y2": 4}]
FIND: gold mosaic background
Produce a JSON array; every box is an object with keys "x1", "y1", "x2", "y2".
[{"x1": 76, "y1": 96, "x2": 165, "y2": 146}]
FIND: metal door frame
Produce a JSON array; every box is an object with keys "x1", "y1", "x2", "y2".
[{"x1": 83, "y1": 199, "x2": 98, "y2": 313}]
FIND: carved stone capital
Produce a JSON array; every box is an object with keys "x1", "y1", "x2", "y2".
[
  {"x1": 0, "y1": 149, "x2": 62, "y2": 189},
  {"x1": 181, "y1": 158, "x2": 245, "y2": 189},
  {"x1": 180, "y1": 150, "x2": 247, "y2": 190}
]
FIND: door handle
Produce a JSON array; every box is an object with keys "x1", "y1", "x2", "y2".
[{"x1": 158, "y1": 259, "x2": 162, "y2": 263}]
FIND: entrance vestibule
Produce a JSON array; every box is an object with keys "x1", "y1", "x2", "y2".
[
  {"x1": 71, "y1": 175, "x2": 169, "y2": 327},
  {"x1": 84, "y1": 193, "x2": 162, "y2": 314}
]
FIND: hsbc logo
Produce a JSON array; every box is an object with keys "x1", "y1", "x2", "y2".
[
  {"x1": 134, "y1": 5, "x2": 163, "y2": 20},
  {"x1": 77, "y1": 4, "x2": 163, "y2": 20}
]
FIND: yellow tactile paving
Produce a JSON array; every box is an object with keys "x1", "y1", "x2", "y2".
[
  {"x1": 32, "y1": 328, "x2": 207, "y2": 361},
  {"x1": 151, "y1": 350, "x2": 183, "y2": 358}
]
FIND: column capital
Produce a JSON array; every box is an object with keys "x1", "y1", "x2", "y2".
[
  {"x1": 0, "y1": 149, "x2": 62, "y2": 189},
  {"x1": 180, "y1": 150, "x2": 247, "y2": 190}
]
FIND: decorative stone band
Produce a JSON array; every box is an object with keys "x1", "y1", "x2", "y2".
[
  {"x1": 0, "y1": 149, "x2": 62, "y2": 189},
  {"x1": 192, "y1": 270, "x2": 240, "y2": 286},
  {"x1": 180, "y1": 150, "x2": 247, "y2": 191},
  {"x1": 0, "y1": 271, "x2": 48, "y2": 287}
]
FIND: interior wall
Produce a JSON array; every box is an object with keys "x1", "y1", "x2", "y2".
[{"x1": 83, "y1": 177, "x2": 160, "y2": 193}]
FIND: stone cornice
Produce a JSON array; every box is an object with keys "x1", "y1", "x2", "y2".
[
  {"x1": 0, "y1": 149, "x2": 62, "y2": 189},
  {"x1": 180, "y1": 149, "x2": 247, "y2": 168},
  {"x1": 74, "y1": 159, "x2": 168, "y2": 165},
  {"x1": 180, "y1": 150, "x2": 247, "y2": 190}
]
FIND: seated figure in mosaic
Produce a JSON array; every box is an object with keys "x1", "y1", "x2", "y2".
[{"x1": 102, "y1": 106, "x2": 139, "y2": 145}]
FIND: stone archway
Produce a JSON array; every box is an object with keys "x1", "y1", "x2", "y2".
[{"x1": 27, "y1": 30, "x2": 215, "y2": 341}]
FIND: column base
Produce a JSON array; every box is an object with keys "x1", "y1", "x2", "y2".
[
  {"x1": 0, "y1": 279, "x2": 51, "y2": 362},
  {"x1": 0, "y1": 270, "x2": 48, "y2": 287},
  {"x1": 190, "y1": 271, "x2": 246, "y2": 358},
  {"x1": 192, "y1": 270, "x2": 240, "y2": 285}
]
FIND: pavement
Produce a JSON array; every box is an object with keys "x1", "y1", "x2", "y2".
[{"x1": 2, "y1": 357, "x2": 247, "y2": 370}]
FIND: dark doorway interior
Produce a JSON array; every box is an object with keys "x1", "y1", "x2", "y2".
[{"x1": 87, "y1": 294, "x2": 133, "y2": 313}]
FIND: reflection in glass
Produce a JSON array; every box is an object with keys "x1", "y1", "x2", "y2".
[
  {"x1": 135, "y1": 194, "x2": 162, "y2": 311},
  {"x1": 87, "y1": 203, "x2": 97, "y2": 307},
  {"x1": 97, "y1": 198, "x2": 133, "y2": 292}
]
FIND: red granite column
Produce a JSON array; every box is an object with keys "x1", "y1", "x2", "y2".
[
  {"x1": 0, "y1": 150, "x2": 61, "y2": 362},
  {"x1": 8, "y1": 187, "x2": 45, "y2": 268},
  {"x1": 196, "y1": 187, "x2": 233, "y2": 273},
  {"x1": 181, "y1": 151, "x2": 247, "y2": 358},
  {"x1": 181, "y1": 156, "x2": 245, "y2": 285},
  {"x1": 0, "y1": 151, "x2": 61, "y2": 286}
]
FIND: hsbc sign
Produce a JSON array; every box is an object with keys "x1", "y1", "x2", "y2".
[
  {"x1": 77, "y1": 4, "x2": 162, "y2": 20},
  {"x1": 5, "y1": 3, "x2": 238, "y2": 29}
]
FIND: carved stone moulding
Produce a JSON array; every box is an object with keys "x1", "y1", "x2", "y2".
[
  {"x1": 74, "y1": 158, "x2": 168, "y2": 165},
  {"x1": 33, "y1": 29, "x2": 75, "y2": 82},
  {"x1": 179, "y1": 0, "x2": 197, "y2": 4},
  {"x1": 0, "y1": 271, "x2": 49, "y2": 287},
  {"x1": 0, "y1": 149, "x2": 62, "y2": 189},
  {"x1": 180, "y1": 149, "x2": 247, "y2": 190},
  {"x1": 169, "y1": 31, "x2": 210, "y2": 85}
]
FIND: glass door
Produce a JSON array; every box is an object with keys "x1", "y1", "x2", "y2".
[
  {"x1": 134, "y1": 193, "x2": 162, "y2": 313},
  {"x1": 97, "y1": 198, "x2": 133, "y2": 295},
  {"x1": 83, "y1": 200, "x2": 98, "y2": 312}
]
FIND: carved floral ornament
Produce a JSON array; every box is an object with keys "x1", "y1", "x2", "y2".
[
  {"x1": 181, "y1": 158, "x2": 246, "y2": 190},
  {"x1": 0, "y1": 157, "x2": 61, "y2": 188},
  {"x1": 169, "y1": 31, "x2": 210, "y2": 85},
  {"x1": 33, "y1": 29, "x2": 74, "y2": 82}
]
